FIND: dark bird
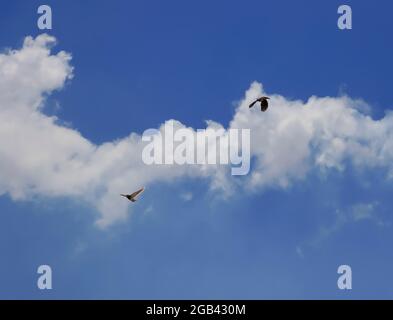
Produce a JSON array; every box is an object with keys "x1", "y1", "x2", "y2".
[
  {"x1": 121, "y1": 187, "x2": 145, "y2": 202},
  {"x1": 249, "y1": 96, "x2": 270, "y2": 112}
]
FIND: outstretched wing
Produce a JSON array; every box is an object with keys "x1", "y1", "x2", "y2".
[
  {"x1": 249, "y1": 100, "x2": 258, "y2": 108},
  {"x1": 130, "y1": 187, "x2": 145, "y2": 199}
]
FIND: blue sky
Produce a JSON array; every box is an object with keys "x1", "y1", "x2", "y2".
[{"x1": 1, "y1": 0, "x2": 393, "y2": 299}]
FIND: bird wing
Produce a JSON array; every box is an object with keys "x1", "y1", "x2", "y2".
[
  {"x1": 130, "y1": 187, "x2": 145, "y2": 199},
  {"x1": 249, "y1": 100, "x2": 258, "y2": 108}
]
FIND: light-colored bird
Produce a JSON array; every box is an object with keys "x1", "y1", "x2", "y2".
[
  {"x1": 249, "y1": 96, "x2": 270, "y2": 112},
  {"x1": 121, "y1": 187, "x2": 145, "y2": 202}
]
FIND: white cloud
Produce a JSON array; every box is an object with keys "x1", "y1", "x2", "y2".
[
  {"x1": 351, "y1": 202, "x2": 377, "y2": 221},
  {"x1": 1, "y1": 35, "x2": 393, "y2": 228},
  {"x1": 230, "y1": 82, "x2": 393, "y2": 191},
  {"x1": 180, "y1": 192, "x2": 193, "y2": 202},
  {"x1": 296, "y1": 201, "x2": 388, "y2": 255}
]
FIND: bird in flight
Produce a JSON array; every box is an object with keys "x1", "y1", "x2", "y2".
[
  {"x1": 249, "y1": 96, "x2": 270, "y2": 112},
  {"x1": 121, "y1": 187, "x2": 145, "y2": 202}
]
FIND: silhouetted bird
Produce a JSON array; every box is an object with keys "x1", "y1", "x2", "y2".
[
  {"x1": 249, "y1": 96, "x2": 270, "y2": 112},
  {"x1": 121, "y1": 187, "x2": 145, "y2": 202}
]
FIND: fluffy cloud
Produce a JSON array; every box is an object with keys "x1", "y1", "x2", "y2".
[
  {"x1": 0, "y1": 35, "x2": 217, "y2": 227},
  {"x1": 231, "y1": 82, "x2": 393, "y2": 190},
  {"x1": 0, "y1": 35, "x2": 392, "y2": 228},
  {"x1": 296, "y1": 201, "x2": 388, "y2": 255}
]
